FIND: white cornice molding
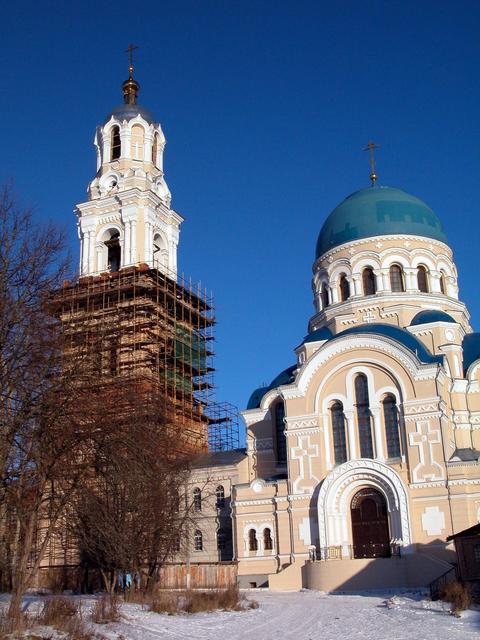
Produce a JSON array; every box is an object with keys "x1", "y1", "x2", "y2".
[
  {"x1": 313, "y1": 234, "x2": 452, "y2": 269},
  {"x1": 293, "y1": 334, "x2": 437, "y2": 398}
]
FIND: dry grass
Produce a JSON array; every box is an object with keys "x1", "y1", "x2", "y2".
[
  {"x1": 40, "y1": 596, "x2": 80, "y2": 625},
  {"x1": 0, "y1": 597, "x2": 100, "y2": 640},
  {"x1": 441, "y1": 580, "x2": 472, "y2": 616},
  {"x1": 150, "y1": 587, "x2": 258, "y2": 615},
  {"x1": 39, "y1": 597, "x2": 95, "y2": 640},
  {"x1": 0, "y1": 608, "x2": 19, "y2": 639},
  {"x1": 91, "y1": 594, "x2": 121, "y2": 624}
]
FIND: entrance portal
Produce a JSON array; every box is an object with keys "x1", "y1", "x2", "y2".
[{"x1": 351, "y1": 488, "x2": 390, "y2": 558}]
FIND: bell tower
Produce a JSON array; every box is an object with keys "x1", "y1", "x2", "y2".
[{"x1": 76, "y1": 55, "x2": 181, "y2": 277}]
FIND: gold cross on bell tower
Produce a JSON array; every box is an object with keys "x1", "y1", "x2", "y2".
[
  {"x1": 123, "y1": 44, "x2": 140, "y2": 105},
  {"x1": 125, "y1": 43, "x2": 139, "y2": 79},
  {"x1": 363, "y1": 140, "x2": 379, "y2": 185}
]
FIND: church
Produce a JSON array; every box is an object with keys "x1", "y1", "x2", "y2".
[
  {"x1": 56, "y1": 60, "x2": 480, "y2": 592},
  {"x1": 232, "y1": 177, "x2": 480, "y2": 590}
]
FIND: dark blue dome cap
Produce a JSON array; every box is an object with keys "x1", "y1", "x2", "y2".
[
  {"x1": 103, "y1": 103, "x2": 156, "y2": 125},
  {"x1": 316, "y1": 186, "x2": 448, "y2": 258},
  {"x1": 411, "y1": 310, "x2": 456, "y2": 326},
  {"x1": 246, "y1": 365, "x2": 297, "y2": 410},
  {"x1": 332, "y1": 323, "x2": 443, "y2": 364}
]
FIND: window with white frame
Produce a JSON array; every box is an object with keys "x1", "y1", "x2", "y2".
[{"x1": 354, "y1": 374, "x2": 374, "y2": 458}]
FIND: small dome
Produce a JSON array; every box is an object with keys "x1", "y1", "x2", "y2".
[
  {"x1": 332, "y1": 323, "x2": 442, "y2": 365},
  {"x1": 410, "y1": 310, "x2": 456, "y2": 326},
  {"x1": 103, "y1": 104, "x2": 156, "y2": 125},
  {"x1": 246, "y1": 365, "x2": 296, "y2": 410},
  {"x1": 316, "y1": 186, "x2": 447, "y2": 258},
  {"x1": 302, "y1": 326, "x2": 333, "y2": 344},
  {"x1": 463, "y1": 333, "x2": 480, "y2": 375}
]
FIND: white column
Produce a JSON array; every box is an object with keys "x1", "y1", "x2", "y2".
[
  {"x1": 322, "y1": 413, "x2": 332, "y2": 470},
  {"x1": 404, "y1": 267, "x2": 417, "y2": 292},
  {"x1": 352, "y1": 274, "x2": 362, "y2": 297},
  {"x1": 345, "y1": 411, "x2": 356, "y2": 459},
  {"x1": 330, "y1": 285, "x2": 338, "y2": 304},
  {"x1": 371, "y1": 407, "x2": 385, "y2": 461},
  {"x1": 123, "y1": 221, "x2": 131, "y2": 266},
  {"x1": 130, "y1": 220, "x2": 137, "y2": 265},
  {"x1": 122, "y1": 127, "x2": 131, "y2": 159},
  {"x1": 87, "y1": 231, "x2": 95, "y2": 274},
  {"x1": 374, "y1": 269, "x2": 386, "y2": 292},
  {"x1": 80, "y1": 232, "x2": 87, "y2": 275},
  {"x1": 380, "y1": 269, "x2": 390, "y2": 291},
  {"x1": 170, "y1": 239, "x2": 177, "y2": 275},
  {"x1": 145, "y1": 132, "x2": 153, "y2": 164},
  {"x1": 430, "y1": 270, "x2": 442, "y2": 293},
  {"x1": 96, "y1": 242, "x2": 104, "y2": 273},
  {"x1": 144, "y1": 221, "x2": 153, "y2": 265}
]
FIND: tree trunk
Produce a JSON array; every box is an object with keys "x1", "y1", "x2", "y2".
[{"x1": 7, "y1": 515, "x2": 35, "y2": 620}]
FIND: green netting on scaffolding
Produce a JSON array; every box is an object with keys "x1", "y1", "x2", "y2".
[
  {"x1": 159, "y1": 369, "x2": 193, "y2": 394},
  {"x1": 174, "y1": 325, "x2": 208, "y2": 374}
]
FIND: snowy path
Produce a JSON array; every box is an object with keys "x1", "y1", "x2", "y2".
[{"x1": 96, "y1": 591, "x2": 480, "y2": 640}]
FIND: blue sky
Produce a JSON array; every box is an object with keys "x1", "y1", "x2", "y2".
[{"x1": 2, "y1": 1, "x2": 480, "y2": 434}]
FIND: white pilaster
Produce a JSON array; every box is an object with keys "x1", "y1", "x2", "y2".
[
  {"x1": 124, "y1": 221, "x2": 131, "y2": 266},
  {"x1": 130, "y1": 220, "x2": 137, "y2": 265},
  {"x1": 345, "y1": 411, "x2": 356, "y2": 459},
  {"x1": 371, "y1": 406, "x2": 385, "y2": 461},
  {"x1": 352, "y1": 274, "x2": 362, "y2": 297},
  {"x1": 87, "y1": 230, "x2": 95, "y2": 274}
]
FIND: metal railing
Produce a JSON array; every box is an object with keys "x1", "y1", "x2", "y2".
[
  {"x1": 315, "y1": 543, "x2": 401, "y2": 561},
  {"x1": 429, "y1": 565, "x2": 458, "y2": 600}
]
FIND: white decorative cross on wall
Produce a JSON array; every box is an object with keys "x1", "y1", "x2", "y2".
[
  {"x1": 291, "y1": 435, "x2": 319, "y2": 493},
  {"x1": 363, "y1": 311, "x2": 376, "y2": 323},
  {"x1": 409, "y1": 421, "x2": 444, "y2": 482}
]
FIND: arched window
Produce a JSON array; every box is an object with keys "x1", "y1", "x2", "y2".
[
  {"x1": 216, "y1": 485, "x2": 225, "y2": 509},
  {"x1": 440, "y1": 271, "x2": 447, "y2": 294},
  {"x1": 193, "y1": 487, "x2": 202, "y2": 512},
  {"x1": 383, "y1": 394, "x2": 401, "y2": 459},
  {"x1": 417, "y1": 265, "x2": 429, "y2": 293},
  {"x1": 275, "y1": 402, "x2": 287, "y2": 465},
  {"x1": 152, "y1": 132, "x2": 159, "y2": 166},
  {"x1": 331, "y1": 401, "x2": 347, "y2": 464},
  {"x1": 321, "y1": 283, "x2": 329, "y2": 309},
  {"x1": 105, "y1": 230, "x2": 121, "y2": 272},
  {"x1": 153, "y1": 234, "x2": 167, "y2": 270},
  {"x1": 248, "y1": 529, "x2": 258, "y2": 552},
  {"x1": 263, "y1": 528, "x2": 273, "y2": 551},
  {"x1": 131, "y1": 124, "x2": 145, "y2": 160},
  {"x1": 194, "y1": 529, "x2": 203, "y2": 551},
  {"x1": 389, "y1": 264, "x2": 405, "y2": 292},
  {"x1": 339, "y1": 274, "x2": 350, "y2": 302},
  {"x1": 362, "y1": 267, "x2": 376, "y2": 296},
  {"x1": 217, "y1": 529, "x2": 226, "y2": 550},
  {"x1": 110, "y1": 126, "x2": 121, "y2": 161},
  {"x1": 354, "y1": 374, "x2": 374, "y2": 458}
]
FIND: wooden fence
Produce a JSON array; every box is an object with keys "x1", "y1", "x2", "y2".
[{"x1": 158, "y1": 562, "x2": 237, "y2": 589}]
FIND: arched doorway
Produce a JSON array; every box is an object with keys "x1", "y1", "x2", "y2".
[{"x1": 351, "y1": 488, "x2": 390, "y2": 558}]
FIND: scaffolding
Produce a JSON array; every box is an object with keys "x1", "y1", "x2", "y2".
[{"x1": 52, "y1": 264, "x2": 238, "y2": 453}]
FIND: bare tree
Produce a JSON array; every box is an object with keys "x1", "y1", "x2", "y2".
[
  {"x1": 0, "y1": 185, "x2": 98, "y2": 619},
  {"x1": 68, "y1": 380, "x2": 194, "y2": 594},
  {"x1": 0, "y1": 185, "x2": 200, "y2": 619}
]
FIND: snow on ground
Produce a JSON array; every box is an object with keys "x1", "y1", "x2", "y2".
[
  {"x1": 102, "y1": 591, "x2": 480, "y2": 640},
  {"x1": 2, "y1": 590, "x2": 480, "y2": 640}
]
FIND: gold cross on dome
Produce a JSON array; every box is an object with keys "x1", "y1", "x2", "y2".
[
  {"x1": 363, "y1": 140, "x2": 379, "y2": 185},
  {"x1": 125, "y1": 43, "x2": 139, "y2": 77}
]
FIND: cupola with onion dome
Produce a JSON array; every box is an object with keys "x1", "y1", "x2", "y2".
[
  {"x1": 308, "y1": 151, "x2": 470, "y2": 338},
  {"x1": 75, "y1": 49, "x2": 181, "y2": 278}
]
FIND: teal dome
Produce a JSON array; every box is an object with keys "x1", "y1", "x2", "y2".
[{"x1": 316, "y1": 186, "x2": 448, "y2": 259}]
